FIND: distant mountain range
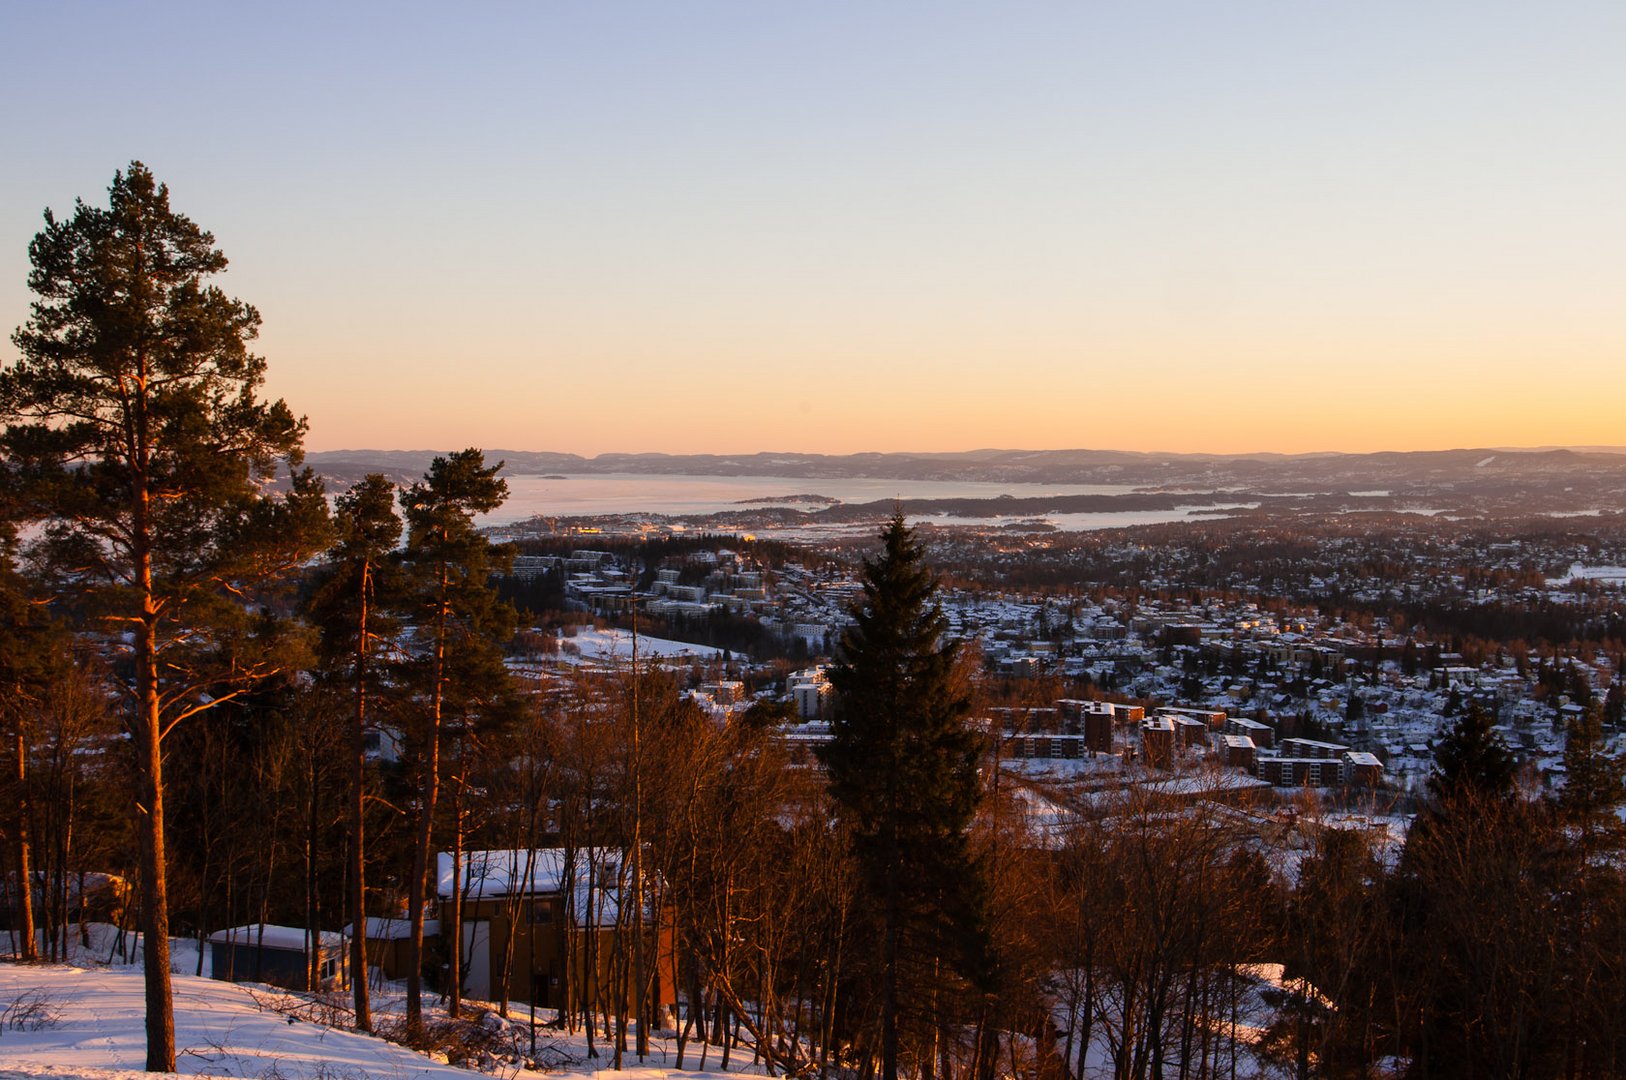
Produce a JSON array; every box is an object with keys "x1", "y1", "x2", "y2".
[{"x1": 305, "y1": 447, "x2": 1626, "y2": 506}]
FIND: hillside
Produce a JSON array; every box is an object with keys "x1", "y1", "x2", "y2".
[
  {"x1": 0, "y1": 939, "x2": 763, "y2": 1080},
  {"x1": 0, "y1": 930, "x2": 1301, "y2": 1080}
]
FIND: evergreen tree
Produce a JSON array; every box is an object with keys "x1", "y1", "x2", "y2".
[
  {"x1": 1428, "y1": 700, "x2": 1516, "y2": 803},
  {"x1": 397, "y1": 449, "x2": 514, "y2": 1027},
  {"x1": 1394, "y1": 700, "x2": 1557, "y2": 1078},
  {"x1": 307, "y1": 474, "x2": 402, "y2": 1032},
  {"x1": 820, "y1": 513, "x2": 985, "y2": 1080},
  {"x1": 0, "y1": 163, "x2": 327, "y2": 1071},
  {"x1": 1557, "y1": 701, "x2": 1626, "y2": 855},
  {"x1": 1392, "y1": 793, "x2": 1564, "y2": 1079}
]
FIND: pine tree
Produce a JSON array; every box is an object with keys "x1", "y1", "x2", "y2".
[
  {"x1": 820, "y1": 513, "x2": 985, "y2": 1080},
  {"x1": 307, "y1": 474, "x2": 403, "y2": 1032},
  {"x1": 0, "y1": 163, "x2": 327, "y2": 1071},
  {"x1": 398, "y1": 449, "x2": 515, "y2": 1027}
]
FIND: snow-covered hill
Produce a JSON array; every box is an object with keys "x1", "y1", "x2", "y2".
[
  {"x1": 0, "y1": 945, "x2": 764, "y2": 1080},
  {"x1": 0, "y1": 963, "x2": 483, "y2": 1080}
]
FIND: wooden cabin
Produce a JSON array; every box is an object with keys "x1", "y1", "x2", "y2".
[
  {"x1": 342, "y1": 916, "x2": 440, "y2": 983},
  {"x1": 436, "y1": 848, "x2": 677, "y2": 1013}
]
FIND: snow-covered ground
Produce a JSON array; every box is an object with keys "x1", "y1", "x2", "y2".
[
  {"x1": 0, "y1": 963, "x2": 484, "y2": 1080},
  {"x1": 1, "y1": 925, "x2": 1318, "y2": 1079},
  {"x1": 0, "y1": 928, "x2": 765, "y2": 1080},
  {"x1": 1550, "y1": 562, "x2": 1626, "y2": 584},
  {"x1": 559, "y1": 628, "x2": 722, "y2": 661}
]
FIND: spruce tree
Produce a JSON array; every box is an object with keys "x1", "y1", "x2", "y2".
[
  {"x1": 820, "y1": 513, "x2": 985, "y2": 1080},
  {"x1": 1397, "y1": 701, "x2": 1547, "y2": 1077},
  {"x1": 1428, "y1": 699, "x2": 1516, "y2": 803},
  {"x1": 0, "y1": 163, "x2": 327, "y2": 1071},
  {"x1": 1557, "y1": 702, "x2": 1626, "y2": 855}
]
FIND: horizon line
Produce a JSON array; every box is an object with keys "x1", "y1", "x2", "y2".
[{"x1": 303, "y1": 444, "x2": 1626, "y2": 460}]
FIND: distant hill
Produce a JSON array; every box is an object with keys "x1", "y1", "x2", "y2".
[{"x1": 305, "y1": 447, "x2": 1626, "y2": 508}]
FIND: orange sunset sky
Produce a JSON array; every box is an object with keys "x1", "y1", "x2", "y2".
[{"x1": 3, "y1": 3, "x2": 1624, "y2": 457}]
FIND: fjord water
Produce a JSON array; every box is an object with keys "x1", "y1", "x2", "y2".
[{"x1": 480, "y1": 472, "x2": 1246, "y2": 533}]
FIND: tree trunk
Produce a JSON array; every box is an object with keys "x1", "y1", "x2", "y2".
[
  {"x1": 407, "y1": 563, "x2": 449, "y2": 1031},
  {"x1": 881, "y1": 809, "x2": 900, "y2": 1080},
  {"x1": 306, "y1": 746, "x2": 320, "y2": 992},
  {"x1": 350, "y1": 563, "x2": 372, "y2": 1030},
  {"x1": 14, "y1": 726, "x2": 36, "y2": 961},
  {"x1": 136, "y1": 614, "x2": 176, "y2": 1072},
  {"x1": 630, "y1": 624, "x2": 649, "y2": 1060},
  {"x1": 448, "y1": 782, "x2": 464, "y2": 1018}
]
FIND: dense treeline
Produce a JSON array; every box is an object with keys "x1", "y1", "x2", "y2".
[
  {"x1": 499, "y1": 534, "x2": 820, "y2": 659},
  {"x1": 510, "y1": 533, "x2": 809, "y2": 573}
]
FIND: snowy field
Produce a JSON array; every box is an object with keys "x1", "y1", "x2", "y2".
[
  {"x1": 558, "y1": 628, "x2": 722, "y2": 661},
  {"x1": 0, "y1": 963, "x2": 483, "y2": 1080},
  {"x1": 1551, "y1": 562, "x2": 1626, "y2": 584},
  {"x1": 0, "y1": 928, "x2": 767, "y2": 1080}
]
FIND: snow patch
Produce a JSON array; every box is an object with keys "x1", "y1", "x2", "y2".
[{"x1": 562, "y1": 628, "x2": 722, "y2": 660}]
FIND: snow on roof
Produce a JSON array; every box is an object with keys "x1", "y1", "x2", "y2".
[
  {"x1": 437, "y1": 848, "x2": 658, "y2": 927},
  {"x1": 436, "y1": 847, "x2": 641, "y2": 901},
  {"x1": 1139, "y1": 773, "x2": 1272, "y2": 796},
  {"x1": 342, "y1": 917, "x2": 440, "y2": 941},
  {"x1": 207, "y1": 924, "x2": 343, "y2": 951},
  {"x1": 438, "y1": 848, "x2": 574, "y2": 900},
  {"x1": 439, "y1": 845, "x2": 591, "y2": 897}
]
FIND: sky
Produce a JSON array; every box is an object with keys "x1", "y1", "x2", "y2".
[{"x1": 2, "y1": 2, "x2": 1624, "y2": 457}]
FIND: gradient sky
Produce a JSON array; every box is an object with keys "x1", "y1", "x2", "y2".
[{"x1": 3, "y1": 2, "x2": 1624, "y2": 456}]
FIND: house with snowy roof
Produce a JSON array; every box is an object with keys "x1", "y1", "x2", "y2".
[
  {"x1": 432, "y1": 847, "x2": 677, "y2": 1013},
  {"x1": 208, "y1": 923, "x2": 346, "y2": 992}
]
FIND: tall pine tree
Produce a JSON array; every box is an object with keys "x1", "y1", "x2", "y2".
[
  {"x1": 1394, "y1": 699, "x2": 1553, "y2": 1077},
  {"x1": 821, "y1": 513, "x2": 986, "y2": 1080},
  {"x1": 307, "y1": 474, "x2": 403, "y2": 1032},
  {"x1": 398, "y1": 449, "x2": 514, "y2": 1027},
  {"x1": 0, "y1": 163, "x2": 327, "y2": 1070}
]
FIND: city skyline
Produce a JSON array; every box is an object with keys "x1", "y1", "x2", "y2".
[{"x1": 4, "y1": 3, "x2": 1624, "y2": 456}]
